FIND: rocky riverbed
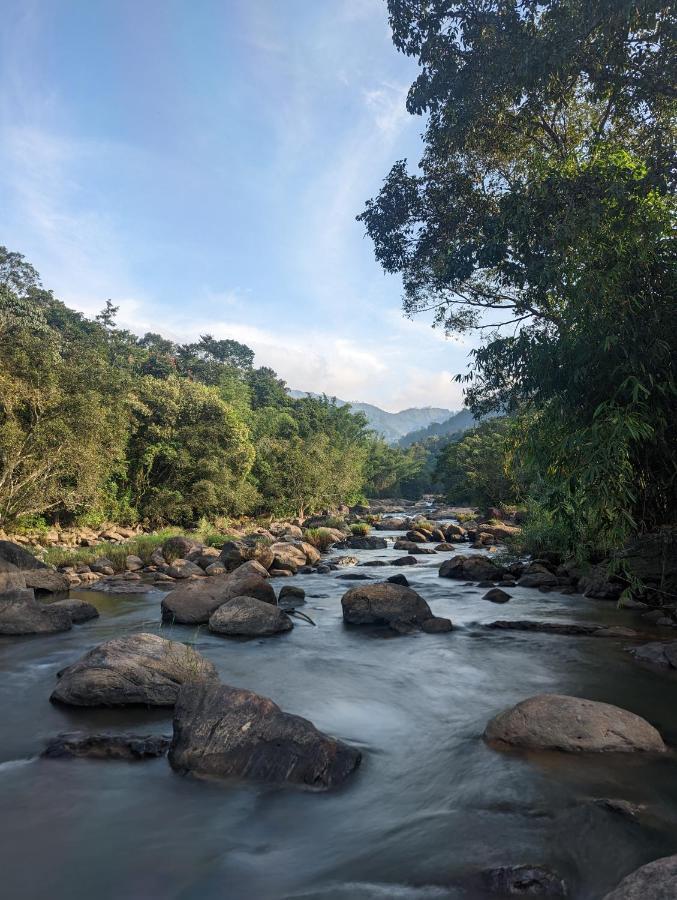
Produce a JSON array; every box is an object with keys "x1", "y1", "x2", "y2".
[{"x1": 1, "y1": 509, "x2": 676, "y2": 899}]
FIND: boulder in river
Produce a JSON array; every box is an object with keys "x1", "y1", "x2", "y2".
[
  {"x1": 168, "y1": 682, "x2": 361, "y2": 790},
  {"x1": 393, "y1": 555, "x2": 418, "y2": 566},
  {"x1": 387, "y1": 574, "x2": 409, "y2": 587},
  {"x1": 484, "y1": 694, "x2": 666, "y2": 753},
  {"x1": 0, "y1": 558, "x2": 27, "y2": 593},
  {"x1": 484, "y1": 588, "x2": 511, "y2": 603},
  {"x1": 0, "y1": 587, "x2": 72, "y2": 635},
  {"x1": 278, "y1": 585, "x2": 306, "y2": 607},
  {"x1": 219, "y1": 539, "x2": 275, "y2": 572},
  {"x1": 341, "y1": 582, "x2": 433, "y2": 630},
  {"x1": 43, "y1": 732, "x2": 171, "y2": 760},
  {"x1": 439, "y1": 554, "x2": 504, "y2": 582},
  {"x1": 161, "y1": 571, "x2": 275, "y2": 624},
  {"x1": 343, "y1": 535, "x2": 388, "y2": 550},
  {"x1": 602, "y1": 854, "x2": 677, "y2": 899},
  {"x1": 330, "y1": 556, "x2": 359, "y2": 568},
  {"x1": 162, "y1": 535, "x2": 198, "y2": 561},
  {"x1": 45, "y1": 598, "x2": 99, "y2": 623},
  {"x1": 0, "y1": 541, "x2": 68, "y2": 594},
  {"x1": 269, "y1": 542, "x2": 308, "y2": 573},
  {"x1": 209, "y1": 596, "x2": 293, "y2": 636},
  {"x1": 50, "y1": 633, "x2": 218, "y2": 707}
]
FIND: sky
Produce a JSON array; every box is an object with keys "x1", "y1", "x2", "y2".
[{"x1": 0, "y1": 0, "x2": 476, "y2": 412}]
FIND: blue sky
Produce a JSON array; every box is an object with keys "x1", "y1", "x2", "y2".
[{"x1": 0, "y1": 0, "x2": 475, "y2": 411}]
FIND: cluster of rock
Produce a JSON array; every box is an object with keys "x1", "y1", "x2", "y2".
[
  {"x1": 0, "y1": 551, "x2": 97, "y2": 636},
  {"x1": 48, "y1": 632, "x2": 361, "y2": 791},
  {"x1": 1, "y1": 523, "x2": 143, "y2": 550},
  {"x1": 57, "y1": 525, "x2": 335, "y2": 591}
]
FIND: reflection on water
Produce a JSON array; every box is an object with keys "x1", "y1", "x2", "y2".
[{"x1": 1, "y1": 528, "x2": 676, "y2": 900}]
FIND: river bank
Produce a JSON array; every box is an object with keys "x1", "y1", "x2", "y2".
[{"x1": 1, "y1": 504, "x2": 677, "y2": 899}]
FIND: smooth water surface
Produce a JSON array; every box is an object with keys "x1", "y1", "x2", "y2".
[{"x1": 1, "y1": 526, "x2": 676, "y2": 899}]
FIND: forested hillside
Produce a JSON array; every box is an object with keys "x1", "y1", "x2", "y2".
[
  {"x1": 288, "y1": 390, "x2": 452, "y2": 443},
  {"x1": 0, "y1": 248, "x2": 426, "y2": 528}
]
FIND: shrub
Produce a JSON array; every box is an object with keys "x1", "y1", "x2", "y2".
[
  {"x1": 303, "y1": 528, "x2": 336, "y2": 551},
  {"x1": 323, "y1": 516, "x2": 346, "y2": 529},
  {"x1": 350, "y1": 522, "x2": 370, "y2": 536},
  {"x1": 44, "y1": 529, "x2": 179, "y2": 571}
]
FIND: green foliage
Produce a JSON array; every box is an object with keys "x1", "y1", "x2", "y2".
[
  {"x1": 302, "y1": 527, "x2": 336, "y2": 550},
  {"x1": 0, "y1": 247, "x2": 411, "y2": 529},
  {"x1": 43, "y1": 530, "x2": 179, "y2": 570},
  {"x1": 350, "y1": 522, "x2": 371, "y2": 536},
  {"x1": 435, "y1": 420, "x2": 520, "y2": 508},
  {"x1": 362, "y1": 1, "x2": 676, "y2": 554}
]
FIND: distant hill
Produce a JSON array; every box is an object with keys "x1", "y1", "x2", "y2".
[
  {"x1": 397, "y1": 408, "x2": 479, "y2": 448},
  {"x1": 288, "y1": 390, "x2": 452, "y2": 444}
]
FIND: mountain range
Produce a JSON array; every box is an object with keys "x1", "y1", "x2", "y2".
[{"x1": 288, "y1": 390, "x2": 466, "y2": 444}]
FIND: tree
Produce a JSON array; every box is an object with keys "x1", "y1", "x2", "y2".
[
  {"x1": 126, "y1": 376, "x2": 256, "y2": 526},
  {"x1": 360, "y1": 1, "x2": 676, "y2": 549},
  {"x1": 0, "y1": 283, "x2": 129, "y2": 525},
  {"x1": 435, "y1": 419, "x2": 519, "y2": 507}
]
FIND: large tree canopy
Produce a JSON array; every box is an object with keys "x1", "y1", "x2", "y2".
[{"x1": 360, "y1": 0, "x2": 676, "y2": 548}]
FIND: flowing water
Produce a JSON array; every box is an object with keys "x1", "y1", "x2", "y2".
[{"x1": 1, "y1": 522, "x2": 676, "y2": 899}]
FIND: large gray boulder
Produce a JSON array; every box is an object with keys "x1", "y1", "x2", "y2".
[
  {"x1": 269, "y1": 542, "x2": 307, "y2": 573},
  {"x1": 0, "y1": 559, "x2": 27, "y2": 593},
  {"x1": 168, "y1": 682, "x2": 361, "y2": 790},
  {"x1": 0, "y1": 588, "x2": 72, "y2": 635},
  {"x1": 50, "y1": 633, "x2": 218, "y2": 707},
  {"x1": 209, "y1": 596, "x2": 293, "y2": 636},
  {"x1": 341, "y1": 582, "x2": 433, "y2": 629},
  {"x1": 161, "y1": 570, "x2": 275, "y2": 624},
  {"x1": 484, "y1": 694, "x2": 666, "y2": 753},
  {"x1": 219, "y1": 539, "x2": 274, "y2": 572},
  {"x1": 0, "y1": 542, "x2": 68, "y2": 594},
  {"x1": 439, "y1": 554, "x2": 504, "y2": 582},
  {"x1": 603, "y1": 855, "x2": 677, "y2": 899}
]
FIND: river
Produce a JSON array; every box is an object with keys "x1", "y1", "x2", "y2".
[{"x1": 1, "y1": 518, "x2": 676, "y2": 899}]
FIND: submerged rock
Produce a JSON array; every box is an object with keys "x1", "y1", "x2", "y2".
[
  {"x1": 603, "y1": 854, "x2": 677, "y2": 899},
  {"x1": 168, "y1": 682, "x2": 361, "y2": 790},
  {"x1": 420, "y1": 616, "x2": 453, "y2": 633},
  {"x1": 484, "y1": 694, "x2": 666, "y2": 753},
  {"x1": 628, "y1": 641, "x2": 677, "y2": 669},
  {"x1": 480, "y1": 865, "x2": 568, "y2": 897},
  {"x1": 208, "y1": 595, "x2": 293, "y2": 636},
  {"x1": 50, "y1": 633, "x2": 218, "y2": 707},
  {"x1": 43, "y1": 732, "x2": 171, "y2": 760},
  {"x1": 45, "y1": 598, "x2": 99, "y2": 624},
  {"x1": 486, "y1": 620, "x2": 643, "y2": 639},
  {"x1": 341, "y1": 582, "x2": 433, "y2": 630}
]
